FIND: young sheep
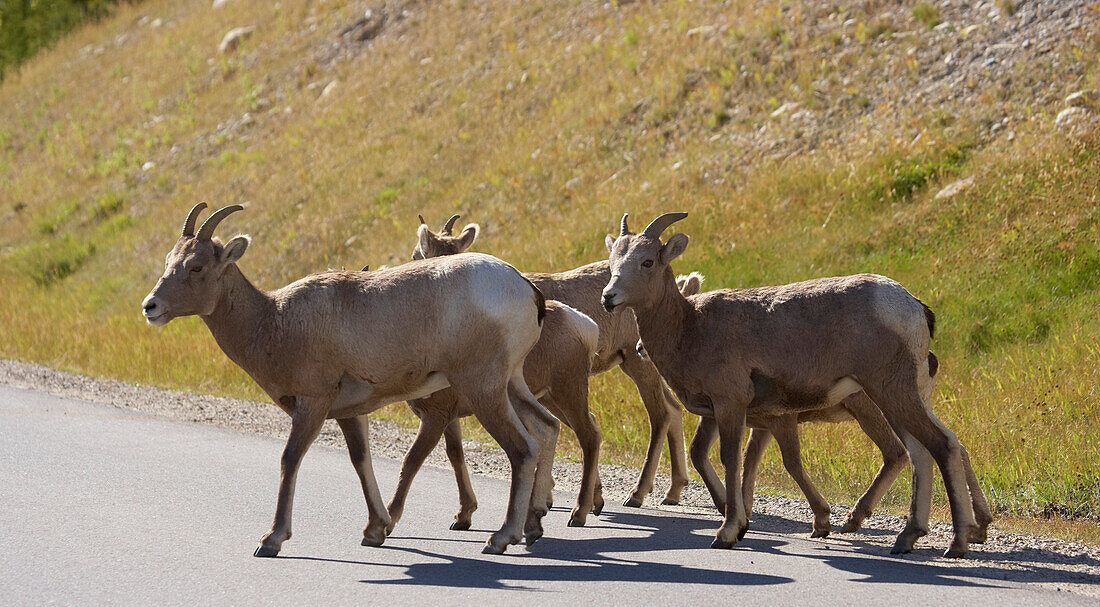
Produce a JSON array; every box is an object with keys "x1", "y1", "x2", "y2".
[
  {"x1": 663, "y1": 274, "x2": 978, "y2": 538},
  {"x1": 413, "y1": 214, "x2": 690, "y2": 508},
  {"x1": 602, "y1": 212, "x2": 990, "y2": 557},
  {"x1": 142, "y1": 203, "x2": 558, "y2": 556},
  {"x1": 632, "y1": 274, "x2": 909, "y2": 536},
  {"x1": 388, "y1": 216, "x2": 603, "y2": 532}
]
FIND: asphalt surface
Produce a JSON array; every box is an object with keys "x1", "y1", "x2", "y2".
[{"x1": 0, "y1": 385, "x2": 1092, "y2": 606}]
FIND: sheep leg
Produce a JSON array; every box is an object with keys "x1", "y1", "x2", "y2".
[
  {"x1": 336, "y1": 415, "x2": 391, "y2": 547},
  {"x1": 712, "y1": 404, "x2": 749, "y2": 548},
  {"x1": 840, "y1": 394, "x2": 908, "y2": 533},
  {"x1": 659, "y1": 382, "x2": 689, "y2": 505},
  {"x1": 871, "y1": 377, "x2": 977, "y2": 558},
  {"x1": 442, "y1": 419, "x2": 479, "y2": 531},
  {"x1": 962, "y1": 445, "x2": 993, "y2": 543},
  {"x1": 254, "y1": 400, "x2": 328, "y2": 558},
  {"x1": 741, "y1": 427, "x2": 773, "y2": 520},
  {"x1": 546, "y1": 386, "x2": 603, "y2": 527},
  {"x1": 892, "y1": 433, "x2": 934, "y2": 554},
  {"x1": 689, "y1": 415, "x2": 725, "y2": 512},
  {"x1": 509, "y1": 374, "x2": 561, "y2": 547},
  {"x1": 385, "y1": 409, "x2": 451, "y2": 535},
  {"x1": 769, "y1": 415, "x2": 832, "y2": 538},
  {"x1": 618, "y1": 353, "x2": 688, "y2": 507},
  {"x1": 463, "y1": 382, "x2": 539, "y2": 555}
]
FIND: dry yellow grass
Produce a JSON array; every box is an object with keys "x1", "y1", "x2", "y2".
[{"x1": 1, "y1": 0, "x2": 1098, "y2": 535}]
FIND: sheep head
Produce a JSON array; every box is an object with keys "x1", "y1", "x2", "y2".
[
  {"x1": 602, "y1": 212, "x2": 689, "y2": 313},
  {"x1": 142, "y1": 203, "x2": 250, "y2": 325}
]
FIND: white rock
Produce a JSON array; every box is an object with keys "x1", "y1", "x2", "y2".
[
  {"x1": 1065, "y1": 90, "x2": 1098, "y2": 108},
  {"x1": 142, "y1": 161, "x2": 156, "y2": 172},
  {"x1": 565, "y1": 177, "x2": 582, "y2": 189},
  {"x1": 770, "y1": 102, "x2": 800, "y2": 118},
  {"x1": 934, "y1": 176, "x2": 975, "y2": 200},
  {"x1": 320, "y1": 81, "x2": 339, "y2": 99},
  {"x1": 212, "y1": 0, "x2": 238, "y2": 8},
  {"x1": 1055, "y1": 106, "x2": 1093, "y2": 130},
  {"x1": 218, "y1": 26, "x2": 256, "y2": 54}
]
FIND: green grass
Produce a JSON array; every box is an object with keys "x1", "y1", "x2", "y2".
[
  {"x1": 0, "y1": 0, "x2": 1098, "y2": 543},
  {"x1": 911, "y1": 4, "x2": 942, "y2": 29}
]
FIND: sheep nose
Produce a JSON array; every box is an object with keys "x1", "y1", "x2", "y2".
[
  {"x1": 601, "y1": 292, "x2": 617, "y2": 312},
  {"x1": 142, "y1": 295, "x2": 159, "y2": 316}
]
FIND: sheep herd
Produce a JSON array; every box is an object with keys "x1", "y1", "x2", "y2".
[{"x1": 141, "y1": 204, "x2": 990, "y2": 559}]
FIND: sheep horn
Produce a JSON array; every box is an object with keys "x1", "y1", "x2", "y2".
[
  {"x1": 442, "y1": 214, "x2": 461, "y2": 235},
  {"x1": 620, "y1": 213, "x2": 631, "y2": 237},
  {"x1": 196, "y1": 205, "x2": 244, "y2": 240},
  {"x1": 182, "y1": 202, "x2": 208, "y2": 238},
  {"x1": 418, "y1": 214, "x2": 427, "y2": 225},
  {"x1": 641, "y1": 212, "x2": 688, "y2": 239}
]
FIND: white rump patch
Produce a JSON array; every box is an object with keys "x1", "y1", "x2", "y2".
[{"x1": 825, "y1": 377, "x2": 862, "y2": 406}]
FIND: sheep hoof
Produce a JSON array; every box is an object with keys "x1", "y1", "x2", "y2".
[
  {"x1": 525, "y1": 529, "x2": 543, "y2": 546},
  {"x1": 253, "y1": 545, "x2": 280, "y2": 558},
  {"x1": 450, "y1": 520, "x2": 472, "y2": 531},
  {"x1": 943, "y1": 545, "x2": 968, "y2": 559},
  {"x1": 567, "y1": 516, "x2": 586, "y2": 528},
  {"x1": 623, "y1": 497, "x2": 643, "y2": 508},
  {"x1": 660, "y1": 497, "x2": 679, "y2": 506},
  {"x1": 810, "y1": 522, "x2": 831, "y2": 538},
  {"x1": 969, "y1": 526, "x2": 988, "y2": 544},
  {"x1": 838, "y1": 519, "x2": 861, "y2": 534},
  {"x1": 592, "y1": 502, "x2": 603, "y2": 516},
  {"x1": 482, "y1": 543, "x2": 506, "y2": 555},
  {"x1": 710, "y1": 538, "x2": 735, "y2": 549}
]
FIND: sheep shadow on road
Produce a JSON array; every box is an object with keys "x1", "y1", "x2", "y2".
[{"x1": 286, "y1": 507, "x2": 1097, "y2": 592}]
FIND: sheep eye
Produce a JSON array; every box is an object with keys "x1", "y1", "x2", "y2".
[
  {"x1": 190, "y1": 265, "x2": 203, "y2": 273},
  {"x1": 642, "y1": 259, "x2": 654, "y2": 268}
]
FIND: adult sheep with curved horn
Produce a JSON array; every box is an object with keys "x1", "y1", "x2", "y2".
[
  {"x1": 388, "y1": 214, "x2": 603, "y2": 534},
  {"x1": 411, "y1": 213, "x2": 691, "y2": 509},
  {"x1": 602, "y1": 212, "x2": 989, "y2": 557},
  {"x1": 142, "y1": 203, "x2": 557, "y2": 556}
]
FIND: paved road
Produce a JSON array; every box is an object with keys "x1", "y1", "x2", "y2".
[{"x1": 0, "y1": 385, "x2": 1092, "y2": 606}]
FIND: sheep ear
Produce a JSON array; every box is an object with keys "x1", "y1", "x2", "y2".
[
  {"x1": 684, "y1": 274, "x2": 702, "y2": 295},
  {"x1": 660, "y1": 233, "x2": 689, "y2": 264},
  {"x1": 417, "y1": 224, "x2": 437, "y2": 253},
  {"x1": 605, "y1": 234, "x2": 617, "y2": 253},
  {"x1": 221, "y1": 235, "x2": 250, "y2": 264},
  {"x1": 455, "y1": 223, "x2": 480, "y2": 252}
]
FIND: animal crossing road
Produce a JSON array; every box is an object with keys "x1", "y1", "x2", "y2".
[{"x1": 0, "y1": 385, "x2": 1090, "y2": 605}]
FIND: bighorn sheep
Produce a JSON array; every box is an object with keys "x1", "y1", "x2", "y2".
[
  {"x1": 141, "y1": 203, "x2": 558, "y2": 556},
  {"x1": 655, "y1": 273, "x2": 916, "y2": 537},
  {"x1": 414, "y1": 214, "x2": 690, "y2": 508},
  {"x1": 602, "y1": 212, "x2": 990, "y2": 557},
  {"x1": 387, "y1": 215, "x2": 602, "y2": 532}
]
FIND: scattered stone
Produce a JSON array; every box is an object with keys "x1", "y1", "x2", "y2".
[
  {"x1": 141, "y1": 161, "x2": 156, "y2": 172},
  {"x1": 1055, "y1": 106, "x2": 1092, "y2": 130},
  {"x1": 218, "y1": 26, "x2": 256, "y2": 54},
  {"x1": 770, "y1": 102, "x2": 800, "y2": 119},
  {"x1": 934, "y1": 176, "x2": 975, "y2": 200},
  {"x1": 212, "y1": 0, "x2": 238, "y2": 8},
  {"x1": 341, "y1": 8, "x2": 386, "y2": 42},
  {"x1": 319, "y1": 81, "x2": 339, "y2": 99},
  {"x1": 1065, "y1": 90, "x2": 1098, "y2": 108},
  {"x1": 686, "y1": 24, "x2": 718, "y2": 37},
  {"x1": 564, "y1": 177, "x2": 582, "y2": 189}
]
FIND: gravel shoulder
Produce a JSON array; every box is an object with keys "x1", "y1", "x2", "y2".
[{"x1": 2, "y1": 357, "x2": 1097, "y2": 596}]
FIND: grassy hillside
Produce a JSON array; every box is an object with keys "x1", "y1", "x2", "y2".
[{"x1": 1, "y1": 0, "x2": 1098, "y2": 539}]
